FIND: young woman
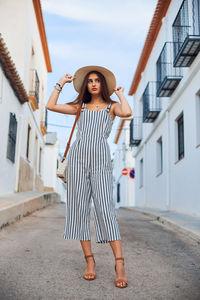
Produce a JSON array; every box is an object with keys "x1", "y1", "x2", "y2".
[{"x1": 46, "y1": 65, "x2": 132, "y2": 288}]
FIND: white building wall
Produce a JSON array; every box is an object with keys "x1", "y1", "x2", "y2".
[
  {"x1": 0, "y1": 0, "x2": 47, "y2": 94},
  {"x1": 169, "y1": 73, "x2": 200, "y2": 214},
  {"x1": 43, "y1": 141, "x2": 59, "y2": 189},
  {"x1": 0, "y1": 0, "x2": 52, "y2": 194},
  {"x1": 133, "y1": 0, "x2": 200, "y2": 216},
  {"x1": 113, "y1": 120, "x2": 135, "y2": 207},
  {"x1": 43, "y1": 134, "x2": 67, "y2": 202},
  {"x1": 0, "y1": 67, "x2": 23, "y2": 193}
]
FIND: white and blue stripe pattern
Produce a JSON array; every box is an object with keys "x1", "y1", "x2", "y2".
[{"x1": 63, "y1": 101, "x2": 121, "y2": 243}]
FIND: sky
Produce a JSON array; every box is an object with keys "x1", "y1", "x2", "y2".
[{"x1": 41, "y1": 0, "x2": 158, "y2": 159}]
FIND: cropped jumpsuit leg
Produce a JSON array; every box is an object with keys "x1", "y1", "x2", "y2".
[{"x1": 63, "y1": 101, "x2": 121, "y2": 243}]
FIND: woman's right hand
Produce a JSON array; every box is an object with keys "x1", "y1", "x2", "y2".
[{"x1": 58, "y1": 73, "x2": 76, "y2": 87}]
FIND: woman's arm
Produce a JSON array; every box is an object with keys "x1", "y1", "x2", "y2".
[
  {"x1": 46, "y1": 74, "x2": 78, "y2": 115},
  {"x1": 113, "y1": 86, "x2": 133, "y2": 117}
]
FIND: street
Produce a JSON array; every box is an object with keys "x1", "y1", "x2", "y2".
[{"x1": 0, "y1": 203, "x2": 200, "y2": 300}]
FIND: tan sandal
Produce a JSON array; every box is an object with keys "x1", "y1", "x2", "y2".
[
  {"x1": 83, "y1": 253, "x2": 96, "y2": 280},
  {"x1": 114, "y1": 257, "x2": 128, "y2": 288}
]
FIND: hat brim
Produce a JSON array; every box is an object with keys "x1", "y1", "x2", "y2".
[{"x1": 73, "y1": 65, "x2": 116, "y2": 96}]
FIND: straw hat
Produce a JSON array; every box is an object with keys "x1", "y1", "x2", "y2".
[{"x1": 73, "y1": 65, "x2": 116, "y2": 96}]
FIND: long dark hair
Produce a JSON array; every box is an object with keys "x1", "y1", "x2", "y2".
[{"x1": 67, "y1": 70, "x2": 115, "y2": 106}]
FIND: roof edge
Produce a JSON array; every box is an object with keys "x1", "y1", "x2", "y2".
[
  {"x1": 0, "y1": 34, "x2": 29, "y2": 104},
  {"x1": 32, "y1": 0, "x2": 52, "y2": 72},
  {"x1": 128, "y1": 0, "x2": 171, "y2": 95}
]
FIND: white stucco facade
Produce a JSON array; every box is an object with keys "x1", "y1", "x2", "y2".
[
  {"x1": 43, "y1": 132, "x2": 67, "y2": 202},
  {"x1": 0, "y1": 0, "x2": 53, "y2": 194},
  {"x1": 113, "y1": 120, "x2": 135, "y2": 208},
  {"x1": 131, "y1": 0, "x2": 200, "y2": 217}
]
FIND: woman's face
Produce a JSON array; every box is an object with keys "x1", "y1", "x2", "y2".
[{"x1": 87, "y1": 73, "x2": 101, "y2": 95}]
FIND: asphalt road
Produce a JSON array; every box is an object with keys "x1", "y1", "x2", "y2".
[{"x1": 0, "y1": 202, "x2": 200, "y2": 300}]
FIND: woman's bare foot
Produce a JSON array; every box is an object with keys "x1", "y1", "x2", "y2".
[
  {"x1": 83, "y1": 255, "x2": 96, "y2": 279},
  {"x1": 115, "y1": 259, "x2": 128, "y2": 287}
]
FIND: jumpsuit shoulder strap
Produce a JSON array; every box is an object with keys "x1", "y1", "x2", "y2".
[
  {"x1": 106, "y1": 102, "x2": 112, "y2": 112},
  {"x1": 81, "y1": 102, "x2": 86, "y2": 111}
]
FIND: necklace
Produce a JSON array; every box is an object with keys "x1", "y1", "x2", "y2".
[{"x1": 89, "y1": 103, "x2": 106, "y2": 108}]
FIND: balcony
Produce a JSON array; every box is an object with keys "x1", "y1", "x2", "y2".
[
  {"x1": 40, "y1": 107, "x2": 48, "y2": 135},
  {"x1": 173, "y1": 0, "x2": 200, "y2": 67},
  {"x1": 156, "y1": 42, "x2": 183, "y2": 97},
  {"x1": 29, "y1": 69, "x2": 40, "y2": 111},
  {"x1": 143, "y1": 81, "x2": 162, "y2": 123},
  {"x1": 40, "y1": 121, "x2": 47, "y2": 135},
  {"x1": 129, "y1": 117, "x2": 143, "y2": 146}
]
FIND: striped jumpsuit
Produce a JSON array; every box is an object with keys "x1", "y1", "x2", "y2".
[{"x1": 63, "y1": 101, "x2": 121, "y2": 243}]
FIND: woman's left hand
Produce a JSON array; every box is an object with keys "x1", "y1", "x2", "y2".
[{"x1": 114, "y1": 86, "x2": 124, "y2": 96}]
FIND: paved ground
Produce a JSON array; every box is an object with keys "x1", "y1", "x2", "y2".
[
  {"x1": 126, "y1": 206, "x2": 200, "y2": 242},
  {"x1": 0, "y1": 202, "x2": 200, "y2": 300}
]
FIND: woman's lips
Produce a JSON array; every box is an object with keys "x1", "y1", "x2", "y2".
[{"x1": 92, "y1": 88, "x2": 97, "y2": 90}]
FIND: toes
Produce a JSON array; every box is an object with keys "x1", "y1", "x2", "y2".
[
  {"x1": 117, "y1": 282, "x2": 122, "y2": 287},
  {"x1": 116, "y1": 281, "x2": 127, "y2": 287},
  {"x1": 84, "y1": 274, "x2": 95, "y2": 279}
]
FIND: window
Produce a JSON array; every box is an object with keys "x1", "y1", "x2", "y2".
[
  {"x1": 172, "y1": 0, "x2": 189, "y2": 42},
  {"x1": 7, "y1": 113, "x2": 17, "y2": 163},
  {"x1": 156, "y1": 136, "x2": 163, "y2": 175},
  {"x1": 45, "y1": 107, "x2": 48, "y2": 128},
  {"x1": 193, "y1": 0, "x2": 200, "y2": 35},
  {"x1": 139, "y1": 158, "x2": 143, "y2": 188},
  {"x1": 177, "y1": 113, "x2": 184, "y2": 160},
  {"x1": 26, "y1": 124, "x2": 31, "y2": 160},
  {"x1": 117, "y1": 183, "x2": 120, "y2": 203}
]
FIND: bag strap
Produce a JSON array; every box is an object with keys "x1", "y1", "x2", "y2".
[{"x1": 61, "y1": 103, "x2": 83, "y2": 162}]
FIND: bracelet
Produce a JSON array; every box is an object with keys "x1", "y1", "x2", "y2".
[
  {"x1": 56, "y1": 82, "x2": 63, "y2": 90},
  {"x1": 54, "y1": 85, "x2": 62, "y2": 92}
]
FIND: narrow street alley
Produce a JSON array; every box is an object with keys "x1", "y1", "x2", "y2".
[{"x1": 0, "y1": 203, "x2": 200, "y2": 299}]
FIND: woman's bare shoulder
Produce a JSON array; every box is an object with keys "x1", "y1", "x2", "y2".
[
  {"x1": 111, "y1": 100, "x2": 119, "y2": 105},
  {"x1": 110, "y1": 101, "x2": 119, "y2": 120},
  {"x1": 110, "y1": 100, "x2": 119, "y2": 110},
  {"x1": 67, "y1": 102, "x2": 81, "y2": 110},
  {"x1": 67, "y1": 102, "x2": 80, "y2": 107}
]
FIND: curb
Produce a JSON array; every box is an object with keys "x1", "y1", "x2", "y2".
[
  {"x1": 120, "y1": 207, "x2": 200, "y2": 244},
  {"x1": 0, "y1": 192, "x2": 61, "y2": 230}
]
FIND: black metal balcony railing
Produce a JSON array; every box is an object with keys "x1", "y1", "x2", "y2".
[
  {"x1": 173, "y1": 0, "x2": 200, "y2": 67},
  {"x1": 143, "y1": 81, "x2": 162, "y2": 123},
  {"x1": 129, "y1": 117, "x2": 143, "y2": 146},
  {"x1": 29, "y1": 69, "x2": 40, "y2": 103},
  {"x1": 156, "y1": 42, "x2": 183, "y2": 97}
]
